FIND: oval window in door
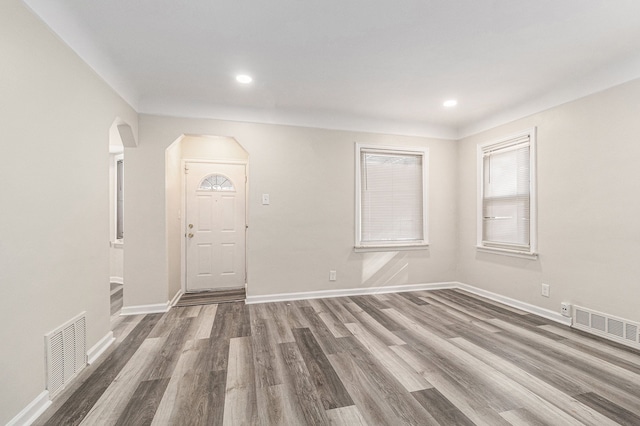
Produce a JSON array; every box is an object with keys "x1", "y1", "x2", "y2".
[{"x1": 198, "y1": 174, "x2": 235, "y2": 192}]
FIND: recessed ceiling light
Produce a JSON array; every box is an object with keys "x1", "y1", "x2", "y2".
[
  {"x1": 443, "y1": 99, "x2": 458, "y2": 107},
  {"x1": 236, "y1": 74, "x2": 253, "y2": 84}
]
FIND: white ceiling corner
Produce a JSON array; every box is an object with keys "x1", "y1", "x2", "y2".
[{"x1": 21, "y1": 0, "x2": 640, "y2": 140}]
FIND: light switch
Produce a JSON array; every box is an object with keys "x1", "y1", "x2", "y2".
[{"x1": 262, "y1": 194, "x2": 270, "y2": 205}]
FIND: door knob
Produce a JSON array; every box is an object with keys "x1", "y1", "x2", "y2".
[
  {"x1": 188, "y1": 233, "x2": 194, "y2": 238},
  {"x1": 188, "y1": 224, "x2": 193, "y2": 229}
]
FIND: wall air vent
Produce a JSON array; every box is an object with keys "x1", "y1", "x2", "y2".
[
  {"x1": 573, "y1": 306, "x2": 640, "y2": 351},
  {"x1": 575, "y1": 309, "x2": 589, "y2": 327},
  {"x1": 626, "y1": 324, "x2": 638, "y2": 342},
  {"x1": 45, "y1": 312, "x2": 87, "y2": 397}
]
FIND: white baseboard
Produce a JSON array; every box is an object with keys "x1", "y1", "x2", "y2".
[
  {"x1": 456, "y1": 282, "x2": 572, "y2": 326},
  {"x1": 571, "y1": 306, "x2": 640, "y2": 351},
  {"x1": 109, "y1": 276, "x2": 124, "y2": 285},
  {"x1": 246, "y1": 281, "x2": 571, "y2": 326},
  {"x1": 87, "y1": 331, "x2": 115, "y2": 365},
  {"x1": 120, "y1": 301, "x2": 170, "y2": 316},
  {"x1": 245, "y1": 282, "x2": 458, "y2": 304},
  {"x1": 169, "y1": 290, "x2": 183, "y2": 307},
  {"x1": 6, "y1": 391, "x2": 51, "y2": 426},
  {"x1": 117, "y1": 290, "x2": 185, "y2": 315}
]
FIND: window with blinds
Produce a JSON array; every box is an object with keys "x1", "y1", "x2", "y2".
[
  {"x1": 478, "y1": 129, "x2": 536, "y2": 255},
  {"x1": 355, "y1": 145, "x2": 428, "y2": 248}
]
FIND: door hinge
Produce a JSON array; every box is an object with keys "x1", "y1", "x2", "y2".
[{"x1": 184, "y1": 165, "x2": 189, "y2": 174}]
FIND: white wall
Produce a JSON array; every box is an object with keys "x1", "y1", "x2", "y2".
[
  {"x1": 0, "y1": 0, "x2": 137, "y2": 422},
  {"x1": 457, "y1": 77, "x2": 640, "y2": 323},
  {"x1": 124, "y1": 115, "x2": 458, "y2": 306}
]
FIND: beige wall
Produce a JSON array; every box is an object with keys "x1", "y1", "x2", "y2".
[
  {"x1": 125, "y1": 115, "x2": 458, "y2": 306},
  {"x1": 181, "y1": 135, "x2": 250, "y2": 161},
  {"x1": 0, "y1": 0, "x2": 137, "y2": 422},
  {"x1": 457, "y1": 78, "x2": 640, "y2": 323},
  {"x1": 7, "y1": 0, "x2": 640, "y2": 420}
]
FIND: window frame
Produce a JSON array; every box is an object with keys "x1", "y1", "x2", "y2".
[
  {"x1": 476, "y1": 128, "x2": 537, "y2": 259},
  {"x1": 354, "y1": 143, "x2": 429, "y2": 251},
  {"x1": 113, "y1": 153, "x2": 124, "y2": 243}
]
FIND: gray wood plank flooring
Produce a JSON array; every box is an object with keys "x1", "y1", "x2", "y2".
[
  {"x1": 34, "y1": 289, "x2": 640, "y2": 425},
  {"x1": 110, "y1": 283, "x2": 123, "y2": 316},
  {"x1": 176, "y1": 287, "x2": 246, "y2": 307}
]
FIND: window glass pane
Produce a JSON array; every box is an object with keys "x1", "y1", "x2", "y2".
[
  {"x1": 482, "y1": 142, "x2": 530, "y2": 248},
  {"x1": 360, "y1": 151, "x2": 423, "y2": 243},
  {"x1": 198, "y1": 174, "x2": 235, "y2": 191}
]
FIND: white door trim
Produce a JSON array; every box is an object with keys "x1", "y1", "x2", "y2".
[{"x1": 181, "y1": 159, "x2": 249, "y2": 294}]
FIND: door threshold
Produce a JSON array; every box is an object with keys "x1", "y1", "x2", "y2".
[{"x1": 176, "y1": 287, "x2": 246, "y2": 307}]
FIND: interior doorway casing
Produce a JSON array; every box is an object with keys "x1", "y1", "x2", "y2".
[{"x1": 165, "y1": 134, "x2": 250, "y2": 298}]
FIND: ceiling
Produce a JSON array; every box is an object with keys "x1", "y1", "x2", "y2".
[{"x1": 22, "y1": 0, "x2": 640, "y2": 139}]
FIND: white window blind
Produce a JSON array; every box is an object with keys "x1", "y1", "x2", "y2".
[
  {"x1": 359, "y1": 149, "x2": 425, "y2": 245},
  {"x1": 481, "y1": 135, "x2": 531, "y2": 250}
]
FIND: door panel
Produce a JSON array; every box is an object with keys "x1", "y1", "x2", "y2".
[
  {"x1": 221, "y1": 196, "x2": 235, "y2": 231},
  {"x1": 197, "y1": 244, "x2": 213, "y2": 275},
  {"x1": 197, "y1": 196, "x2": 213, "y2": 230},
  {"x1": 221, "y1": 243, "x2": 235, "y2": 274},
  {"x1": 186, "y1": 162, "x2": 246, "y2": 291}
]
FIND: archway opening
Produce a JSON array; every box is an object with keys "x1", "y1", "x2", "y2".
[{"x1": 108, "y1": 120, "x2": 125, "y2": 316}]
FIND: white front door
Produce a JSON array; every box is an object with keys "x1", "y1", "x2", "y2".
[{"x1": 185, "y1": 162, "x2": 246, "y2": 292}]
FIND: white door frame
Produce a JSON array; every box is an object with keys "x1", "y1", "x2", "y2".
[{"x1": 180, "y1": 158, "x2": 249, "y2": 293}]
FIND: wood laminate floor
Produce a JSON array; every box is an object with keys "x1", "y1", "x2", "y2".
[
  {"x1": 175, "y1": 287, "x2": 246, "y2": 307},
  {"x1": 110, "y1": 283, "x2": 123, "y2": 316},
  {"x1": 35, "y1": 289, "x2": 640, "y2": 425}
]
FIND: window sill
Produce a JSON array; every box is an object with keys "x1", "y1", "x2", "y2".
[
  {"x1": 354, "y1": 244, "x2": 429, "y2": 253},
  {"x1": 111, "y1": 240, "x2": 124, "y2": 249},
  {"x1": 476, "y1": 245, "x2": 537, "y2": 260}
]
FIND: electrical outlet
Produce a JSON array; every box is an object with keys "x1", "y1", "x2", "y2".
[
  {"x1": 561, "y1": 302, "x2": 571, "y2": 317},
  {"x1": 329, "y1": 270, "x2": 337, "y2": 281},
  {"x1": 541, "y1": 283, "x2": 550, "y2": 297}
]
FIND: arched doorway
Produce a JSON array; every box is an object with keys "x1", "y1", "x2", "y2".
[{"x1": 108, "y1": 118, "x2": 137, "y2": 316}]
